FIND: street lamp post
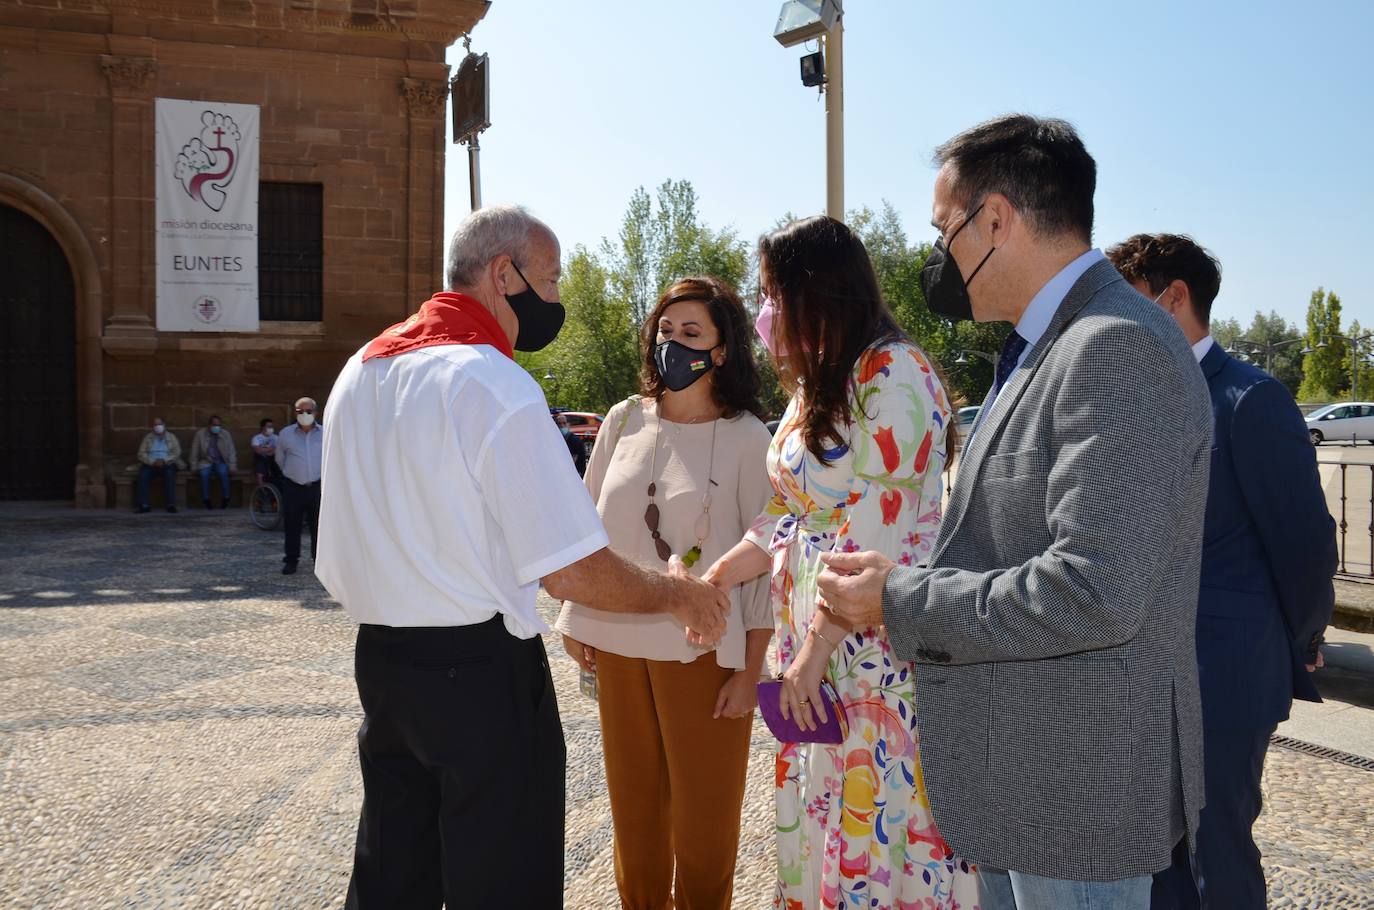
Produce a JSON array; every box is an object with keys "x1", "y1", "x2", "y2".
[
  {"x1": 1228, "y1": 336, "x2": 1306, "y2": 375},
  {"x1": 1311, "y1": 333, "x2": 1374, "y2": 400},
  {"x1": 773, "y1": 1, "x2": 844, "y2": 219},
  {"x1": 955, "y1": 350, "x2": 997, "y2": 366},
  {"x1": 543, "y1": 371, "x2": 559, "y2": 408}
]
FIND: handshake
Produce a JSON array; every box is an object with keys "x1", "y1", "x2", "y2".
[{"x1": 665, "y1": 554, "x2": 733, "y2": 648}]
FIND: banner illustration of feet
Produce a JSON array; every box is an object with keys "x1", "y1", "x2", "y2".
[{"x1": 174, "y1": 111, "x2": 241, "y2": 213}]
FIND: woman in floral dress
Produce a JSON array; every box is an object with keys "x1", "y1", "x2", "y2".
[{"x1": 705, "y1": 216, "x2": 980, "y2": 910}]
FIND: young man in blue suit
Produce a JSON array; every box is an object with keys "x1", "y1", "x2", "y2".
[{"x1": 1107, "y1": 234, "x2": 1337, "y2": 909}]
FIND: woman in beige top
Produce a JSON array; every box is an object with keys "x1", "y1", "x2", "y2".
[{"x1": 556, "y1": 276, "x2": 773, "y2": 910}]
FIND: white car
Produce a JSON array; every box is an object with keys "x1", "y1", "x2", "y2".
[
  {"x1": 1305, "y1": 402, "x2": 1374, "y2": 444},
  {"x1": 956, "y1": 405, "x2": 981, "y2": 440}
]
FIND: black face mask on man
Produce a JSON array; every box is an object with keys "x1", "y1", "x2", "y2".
[
  {"x1": 920, "y1": 202, "x2": 996, "y2": 322},
  {"x1": 654, "y1": 339, "x2": 718, "y2": 392},
  {"x1": 507, "y1": 263, "x2": 566, "y2": 352}
]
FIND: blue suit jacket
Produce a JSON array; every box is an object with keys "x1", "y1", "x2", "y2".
[{"x1": 1197, "y1": 344, "x2": 1336, "y2": 729}]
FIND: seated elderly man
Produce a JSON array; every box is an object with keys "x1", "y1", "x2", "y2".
[
  {"x1": 134, "y1": 416, "x2": 182, "y2": 513},
  {"x1": 317, "y1": 204, "x2": 730, "y2": 909},
  {"x1": 189, "y1": 415, "x2": 237, "y2": 509}
]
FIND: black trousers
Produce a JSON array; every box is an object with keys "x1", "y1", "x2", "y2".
[
  {"x1": 1151, "y1": 724, "x2": 1275, "y2": 910},
  {"x1": 346, "y1": 617, "x2": 565, "y2": 910},
  {"x1": 281, "y1": 478, "x2": 320, "y2": 564}
]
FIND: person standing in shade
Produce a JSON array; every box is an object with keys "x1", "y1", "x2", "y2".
[
  {"x1": 1106, "y1": 233, "x2": 1337, "y2": 910},
  {"x1": 189, "y1": 415, "x2": 236, "y2": 509},
  {"x1": 316, "y1": 204, "x2": 730, "y2": 910},
  {"x1": 135, "y1": 416, "x2": 182, "y2": 513},
  {"x1": 554, "y1": 412, "x2": 587, "y2": 476},
  {"x1": 817, "y1": 115, "x2": 1212, "y2": 910},
  {"x1": 275, "y1": 397, "x2": 322, "y2": 575}
]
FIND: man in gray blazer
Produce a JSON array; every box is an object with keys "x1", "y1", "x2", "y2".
[{"x1": 818, "y1": 115, "x2": 1212, "y2": 910}]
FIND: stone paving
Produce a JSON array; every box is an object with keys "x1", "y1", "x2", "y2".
[{"x1": 1, "y1": 505, "x2": 1371, "y2": 909}]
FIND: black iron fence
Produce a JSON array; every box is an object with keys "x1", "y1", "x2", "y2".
[{"x1": 1322, "y1": 460, "x2": 1374, "y2": 580}]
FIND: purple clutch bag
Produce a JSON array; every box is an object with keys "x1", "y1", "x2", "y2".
[{"x1": 756, "y1": 678, "x2": 850, "y2": 744}]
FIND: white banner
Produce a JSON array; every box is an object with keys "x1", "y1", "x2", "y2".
[{"x1": 155, "y1": 98, "x2": 260, "y2": 332}]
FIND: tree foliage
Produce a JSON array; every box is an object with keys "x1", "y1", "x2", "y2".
[
  {"x1": 523, "y1": 182, "x2": 749, "y2": 414},
  {"x1": 1298, "y1": 288, "x2": 1347, "y2": 402}
]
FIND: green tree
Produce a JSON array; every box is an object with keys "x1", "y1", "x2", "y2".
[
  {"x1": 518, "y1": 246, "x2": 639, "y2": 414},
  {"x1": 1298, "y1": 288, "x2": 1347, "y2": 402},
  {"x1": 522, "y1": 181, "x2": 750, "y2": 415},
  {"x1": 1210, "y1": 316, "x2": 1243, "y2": 351},
  {"x1": 1235, "y1": 310, "x2": 1304, "y2": 395},
  {"x1": 1347, "y1": 319, "x2": 1374, "y2": 401}
]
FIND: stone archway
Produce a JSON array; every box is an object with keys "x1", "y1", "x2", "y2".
[{"x1": 0, "y1": 173, "x2": 105, "y2": 506}]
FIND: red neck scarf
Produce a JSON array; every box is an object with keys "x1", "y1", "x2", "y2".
[{"x1": 362, "y1": 292, "x2": 514, "y2": 362}]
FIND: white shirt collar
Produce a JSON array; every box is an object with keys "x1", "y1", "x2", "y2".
[
  {"x1": 1192, "y1": 335, "x2": 1215, "y2": 364},
  {"x1": 1015, "y1": 249, "x2": 1106, "y2": 350}
]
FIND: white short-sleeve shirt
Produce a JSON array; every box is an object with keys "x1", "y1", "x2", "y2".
[{"x1": 316, "y1": 343, "x2": 609, "y2": 638}]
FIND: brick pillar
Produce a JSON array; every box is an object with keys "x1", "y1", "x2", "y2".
[
  {"x1": 99, "y1": 51, "x2": 159, "y2": 359},
  {"x1": 401, "y1": 72, "x2": 448, "y2": 313}
]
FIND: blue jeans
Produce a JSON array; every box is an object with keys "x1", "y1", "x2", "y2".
[
  {"x1": 199, "y1": 463, "x2": 230, "y2": 503},
  {"x1": 136, "y1": 464, "x2": 178, "y2": 508},
  {"x1": 979, "y1": 866, "x2": 1152, "y2": 910}
]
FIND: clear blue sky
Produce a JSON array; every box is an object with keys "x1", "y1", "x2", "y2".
[{"x1": 444, "y1": 0, "x2": 1373, "y2": 331}]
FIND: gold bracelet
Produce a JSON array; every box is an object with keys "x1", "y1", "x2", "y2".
[{"x1": 809, "y1": 623, "x2": 841, "y2": 650}]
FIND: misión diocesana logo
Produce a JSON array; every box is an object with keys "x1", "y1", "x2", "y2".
[
  {"x1": 174, "y1": 111, "x2": 242, "y2": 213},
  {"x1": 193, "y1": 295, "x2": 223, "y2": 324}
]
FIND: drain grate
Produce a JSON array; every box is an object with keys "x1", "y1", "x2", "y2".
[{"x1": 1270, "y1": 734, "x2": 1374, "y2": 772}]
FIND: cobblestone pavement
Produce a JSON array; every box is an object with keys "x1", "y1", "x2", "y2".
[{"x1": 1, "y1": 506, "x2": 1371, "y2": 909}]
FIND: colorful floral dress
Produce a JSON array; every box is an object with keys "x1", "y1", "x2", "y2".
[{"x1": 744, "y1": 341, "x2": 981, "y2": 910}]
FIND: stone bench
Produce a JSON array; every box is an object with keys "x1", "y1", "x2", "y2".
[{"x1": 110, "y1": 467, "x2": 251, "y2": 510}]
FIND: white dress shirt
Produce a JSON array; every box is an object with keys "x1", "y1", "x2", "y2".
[
  {"x1": 1192, "y1": 335, "x2": 1215, "y2": 364},
  {"x1": 316, "y1": 342, "x2": 608, "y2": 638},
  {"x1": 973, "y1": 248, "x2": 1106, "y2": 434}
]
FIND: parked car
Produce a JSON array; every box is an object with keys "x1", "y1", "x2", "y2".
[
  {"x1": 1305, "y1": 402, "x2": 1374, "y2": 444},
  {"x1": 956, "y1": 405, "x2": 981, "y2": 438}
]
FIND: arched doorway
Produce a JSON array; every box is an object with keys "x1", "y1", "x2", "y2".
[{"x1": 0, "y1": 204, "x2": 77, "y2": 499}]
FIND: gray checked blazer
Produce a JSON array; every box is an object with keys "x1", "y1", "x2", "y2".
[{"x1": 882, "y1": 258, "x2": 1212, "y2": 881}]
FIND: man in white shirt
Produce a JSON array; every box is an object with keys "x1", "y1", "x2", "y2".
[
  {"x1": 317, "y1": 204, "x2": 730, "y2": 910},
  {"x1": 274, "y1": 397, "x2": 322, "y2": 575}
]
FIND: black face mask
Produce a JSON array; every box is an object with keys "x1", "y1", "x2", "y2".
[
  {"x1": 654, "y1": 339, "x2": 718, "y2": 392},
  {"x1": 921, "y1": 202, "x2": 996, "y2": 322},
  {"x1": 507, "y1": 263, "x2": 566, "y2": 352}
]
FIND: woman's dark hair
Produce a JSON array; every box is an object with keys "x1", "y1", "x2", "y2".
[
  {"x1": 758, "y1": 216, "x2": 908, "y2": 463},
  {"x1": 640, "y1": 276, "x2": 764, "y2": 420}
]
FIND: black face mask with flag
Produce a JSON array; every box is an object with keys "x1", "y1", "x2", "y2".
[
  {"x1": 920, "y1": 201, "x2": 996, "y2": 322},
  {"x1": 654, "y1": 339, "x2": 718, "y2": 392}
]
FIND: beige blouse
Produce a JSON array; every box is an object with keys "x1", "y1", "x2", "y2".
[{"x1": 555, "y1": 396, "x2": 774, "y2": 669}]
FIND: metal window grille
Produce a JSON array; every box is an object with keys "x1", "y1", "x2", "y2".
[{"x1": 258, "y1": 182, "x2": 323, "y2": 322}]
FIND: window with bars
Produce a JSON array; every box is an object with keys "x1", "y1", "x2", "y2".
[{"x1": 258, "y1": 182, "x2": 323, "y2": 322}]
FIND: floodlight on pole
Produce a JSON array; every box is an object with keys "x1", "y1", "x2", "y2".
[
  {"x1": 771, "y1": 1, "x2": 844, "y2": 219},
  {"x1": 773, "y1": 0, "x2": 840, "y2": 47}
]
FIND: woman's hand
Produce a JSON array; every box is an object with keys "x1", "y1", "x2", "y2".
[
  {"x1": 713, "y1": 669, "x2": 759, "y2": 719},
  {"x1": 780, "y1": 630, "x2": 835, "y2": 732},
  {"x1": 561, "y1": 634, "x2": 597, "y2": 674}
]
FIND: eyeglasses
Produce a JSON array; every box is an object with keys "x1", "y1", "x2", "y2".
[{"x1": 643, "y1": 482, "x2": 672, "y2": 562}]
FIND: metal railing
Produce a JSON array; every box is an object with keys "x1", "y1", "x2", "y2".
[{"x1": 1319, "y1": 459, "x2": 1374, "y2": 580}]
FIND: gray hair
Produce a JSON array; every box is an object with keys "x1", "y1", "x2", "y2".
[{"x1": 445, "y1": 204, "x2": 554, "y2": 290}]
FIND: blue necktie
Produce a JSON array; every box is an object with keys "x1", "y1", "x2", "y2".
[{"x1": 993, "y1": 330, "x2": 1029, "y2": 395}]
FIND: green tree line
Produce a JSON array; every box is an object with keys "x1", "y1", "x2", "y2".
[{"x1": 521, "y1": 180, "x2": 1368, "y2": 417}]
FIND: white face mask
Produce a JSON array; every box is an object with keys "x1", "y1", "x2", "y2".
[
  {"x1": 153, "y1": 424, "x2": 165, "y2": 435},
  {"x1": 297, "y1": 413, "x2": 315, "y2": 427},
  {"x1": 264, "y1": 427, "x2": 275, "y2": 437}
]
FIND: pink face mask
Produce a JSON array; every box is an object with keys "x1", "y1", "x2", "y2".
[{"x1": 755, "y1": 294, "x2": 786, "y2": 357}]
